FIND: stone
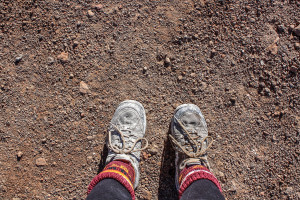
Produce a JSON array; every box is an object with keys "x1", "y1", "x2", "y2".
[
  {"x1": 17, "y1": 151, "x2": 23, "y2": 159},
  {"x1": 190, "y1": 72, "x2": 196, "y2": 77},
  {"x1": 178, "y1": 75, "x2": 183, "y2": 81},
  {"x1": 73, "y1": 41, "x2": 79, "y2": 47},
  {"x1": 249, "y1": 18, "x2": 255, "y2": 23},
  {"x1": 69, "y1": 73, "x2": 74, "y2": 79},
  {"x1": 87, "y1": 10, "x2": 95, "y2": 17},
  {"x1": 15, "y1": 54, "x2": 23, "y2": 63},
  {"x1": 164, "y1": 57, "x2": 171, "y2": 66},
  {"x1": 269, "y1": 43, "x2": 278, "y2": 55},
  {"x1": 141, "y1": 189, "x2": 152, "y2": 200},
  {"x1": 295, "y1": 42, "x2": 300, "y2": 50},
  {"x1": 294, "y1": 24, "x2": 300, "y2": 37},
  {"x1": 57, "y1": 52, "x2": 69, "y2": 63},
  {"x1": 36, "y1": 158, "x2": 47, "y2": 166},
  {"x1": 277, "y1": 25, "x2": 285, "y2": 33},
  {"x1": 148, "y1": 145, "x2": 159, "y2": 155},
  {"x1": 47, "y1": 57, "x2": 55, "y2": 65},
  {"x1": 87, "y1": 135, "x2": 95, "y2": 141},
  {"x1": 289, "y1": 66, "x2": 298, "y2": 73},
  {"x1": 208, "y1": 40, "x2": 214, "y2": 46},
  {"x1": 92, "y1": 4, "x2": 103, "y2": 10},
  {"x1": 80, "y1": 81, "x2": 89, "y2": 94}
]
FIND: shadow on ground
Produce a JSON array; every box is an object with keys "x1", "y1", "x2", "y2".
[
  {"x1": 97, "y1": 145, "x2": 109, "y2": 174},
  {"x1": 158, "y1": 129, "x2": 178, "y2": 200}
]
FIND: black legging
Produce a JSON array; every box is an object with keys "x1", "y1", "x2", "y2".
[{"x1": 86, "y1": 178, "x2": 225, "y2": 200}]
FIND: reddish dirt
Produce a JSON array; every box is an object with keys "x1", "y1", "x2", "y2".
[{"x1": 0, "y1": 0, "x2": 299, "y2": 199}]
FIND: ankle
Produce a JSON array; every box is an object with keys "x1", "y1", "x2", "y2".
[{"x1": 178, "y1": 165, "x2": 222, "y2": 198}]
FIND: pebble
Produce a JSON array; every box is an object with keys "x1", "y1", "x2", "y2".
[
  {"x1": 36, "y1": 158, "x2": 47, "y2": 166},
  {"x1": 178, "y1": 75, "x2": 183, "y2": 81},
  {"x1": 92, "y1": 4, "x2": 103, "y2": 10},
  {"x1": 249, "y1": 18, "x2": 255, "y2": 23},
  {"x1": 47, "y1": 56, "x2": 55, "y2": 65},
  {"x1": 190, "y1": 72, "x2": 196, "y2": 77},
  {"x1": 164, "y1": 57, "x2": 171, "y2": 66},
  {"x1": 73, "y1": 41, "x2": 79, "y2": 47},
  {"x1": 141, "y1": 189, "x2": 152, "y2": 200},
  {"x1": 17, "y1": 151, "x2": 23, "y2": 159},
  {"x1": 263, "y1": 88, "x2": 271, "y2": 96},
  {"x1": 211, "y1": 49, "x2": 217, "y2": 58},
  {"x1": 80, "y1": 81, "x2": 89, "y2": 94},
  {"x1": 208, "y1": 40, "x2": 214, "y2": 46},
  {"x1": 294, "y1": 24, "x2": 300, "y2": 37},
  {"x1": 57, "y1": 52, "x2": 69, "y2": 63},
  {"x1": 15, "y1": 54, "x2": 23, "y2": 63},
  {"x1": 87, "y1": 135, "x2": 95, "y2": 141},
  {"x1": 69, "y1": 73, "x2": 74, "y2": 79},
  {"x1": 148, "y1": 145, "x2": 159, "y2": 155},
  {"x1": 269, "y1": 44, "x2": 278, "y2": 55},
  {"x1": 295, "y1": 42, "x2": 299, "y2": 50},
  {"x1": 87, "y1": 10, "x2": 95, "y2": 17},
  {"x1": 289, "y1": 66, "x2": 297, "y2": 73},
  {"x1": 277, "y1": 25, "x2": 285, "y2": 33}
]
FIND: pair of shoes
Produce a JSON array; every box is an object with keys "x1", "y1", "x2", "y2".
[{"x1": 105, "y1": 100, "x2": 213, "y2": 190}]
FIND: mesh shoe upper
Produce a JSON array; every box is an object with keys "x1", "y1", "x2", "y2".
[
  {"x1": 170, "y1": 104, "x2": 213, "y2": 191},
  {"x1": 105, "y1": 100, "x2": 148, "y2": 189}
]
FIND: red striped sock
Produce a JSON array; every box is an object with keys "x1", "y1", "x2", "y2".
[
  {"x1": 178, "y1": 165, "x2": 222, "y2": 199},
  {"x1": 87, "y1": 160, "x2": 135, "y2": 200}
]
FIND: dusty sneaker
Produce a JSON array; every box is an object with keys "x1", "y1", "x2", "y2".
[
  {"x1": 170, "y1": 104, "x2": 214, "y2": 191},
  {"x1": 106, "y1": 100, "x2": 148, "y2": 189}
]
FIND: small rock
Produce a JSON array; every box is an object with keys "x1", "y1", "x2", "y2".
[
  {"x1": 47, "y1": 56, "x2": 55, "y2": 65},
  {"x1": 142, "y1": 189, "x2": 152, "y2": 200},
  {"x1": 190, "y1": 72, "x2": 196, "y2": 77},
  {"x1": 80, "y1": 81, "x2": 89, "y2": 94},
  {"x1": 86, "y1": 156, "x2": 93, "y2": 164},
  {"x1": 142, "y1": 152, "x2": 150, "y2": 160},
  {"x1": 69, "y1": 73, "x2": 74, "y2": 79},
  {"x1": 269, "y1": 44, "x2": 278, "y2": 55},
  {"x1": 17, "y1": 151, "x2": 23, "y2": 159},
  {"x1": 57, "y1": 52, "x2": 69, "y2": 63},
  {"x1": 164, "y1": 57, "x2": 171, "y2": 66},
  {"x1": 87, "y1": 135, "x2": 95, "y2": 141},
  {"x1": 12, "y1": 198, "x2": 21, "y2": 200},
  {"x1": 289, "y1": 66, "x2": 298, "y2": 74},
  {"x1": 295, "y1": 42, "x2": 299, "y2": 50},
  {"x1": 92, "y1": 4, "x2": 103, "y2": 10},
  {"x1": 77, "y1": 21, "x2": 82, "y2": 27},
  {"x1": 208, "y1": 40, "x2": 214, "y2": 46},
  {"x1": 277, "y1": 25, "x2": 285, "y2": 33},
  {"x1": 148, "y1": 145, "x2": 159, "y2": 155},
  {"x1": 41, "y1": 138, "x2": 47, "y2": 144},
  {"x1": 143, "y1": 66, "x2": 147, "y2": 74},
  {"x1": 178, "y1": 75, "x2": 183, "y2": 81},
  {"x1": 36, "y1": 158, "x2": 47, "y2": 166},
  {"x1": 263, "y1": 88, "x2": 271, "y2": 96},
  {"x1": 210, "y1": 49, "x2": 217, "y2": 58},
  {"x1": 15, "y1": 54, "x2": 23, "y2": 63},
  {"x1": 294, "y1": 24, "x2": 300, "y2": 37},
  {"x1": 87, "y1": 10, "x2": 95, "y2": 17},
  {"x1": 249, "y1": 18, "x2": 255, "y2": 23},
  {"x1": 73, "y1": 41, "x2": 79, "y2": 48}
]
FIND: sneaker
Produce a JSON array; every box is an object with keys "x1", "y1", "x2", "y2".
[
  {"x1": 170, "y1": 104, "x2": 213, "y2": 191},
  {"x1": 105, "y1": 100, "x2": 148, "y2": 189}
]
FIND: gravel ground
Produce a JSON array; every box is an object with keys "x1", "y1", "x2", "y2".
[{"x1": 0, "y1": 0, "x2": 299, "y2": 199}]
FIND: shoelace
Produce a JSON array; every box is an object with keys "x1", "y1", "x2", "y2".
[
  {"x1": 169, "y1": 117, "x2": 214, "y2": 168},
  {"x1": 108, "y1": 123, "x2": 149, "y2": 154}
]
